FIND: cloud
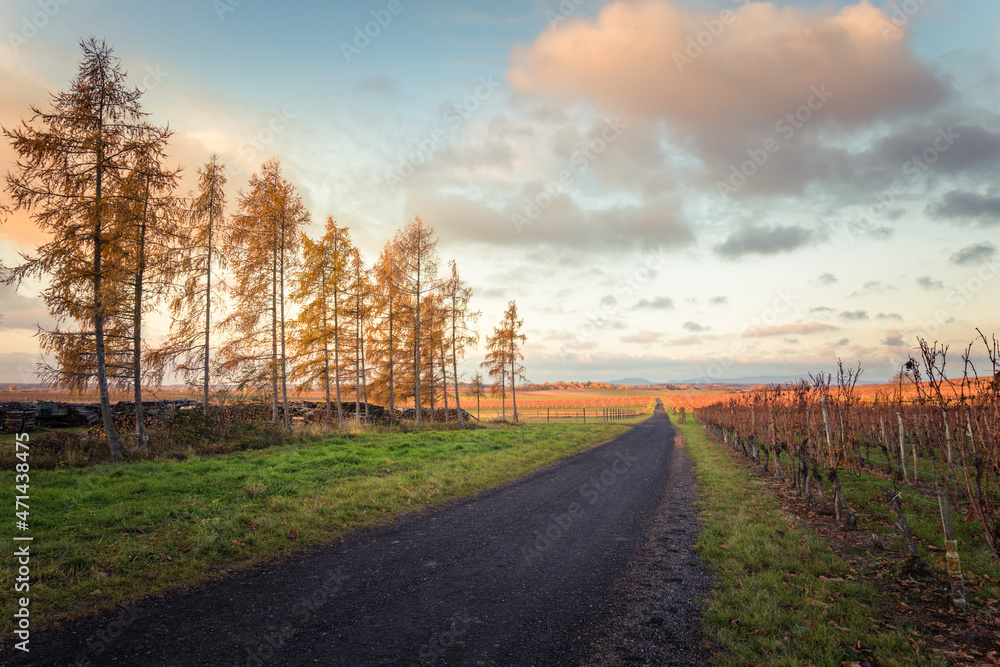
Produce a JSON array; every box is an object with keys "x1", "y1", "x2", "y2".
[
  {"x1": 633, "y1": 296, "x2": 674, "y2": 310},
  {"x1": 950, "y1": 242, "x2": 997, "y2": 266},
  {"x1": 709, "y1": 296, "x2": 728, "y2": 306},
  {"x1": 742, "y1": 322, "x2": 838, "y2": 338},
  {"x1": 850, "y1": 280, "x2": 896, "y2": 297},
  {"x1": 916, "y1": 276, "x2": 943, "y2": 291},
  {"x1": 0, "y1": 283, "x2": 50, "y2": 331},
  {"x1": 836, "y1": 338, "x2": 850, "y2": 346},
  {"x1": 927, "y1": 189, "x2": 1000, "y2": 224},
  {"x1": 543, "y1": 329, "x2": 574, "y2": 341},
  {"x1": 620, "y1": 329, "x2": 661, "y2": 344},
  {"x1": 404, "y1": 189, "x2": 692, "y2": 250},
  {"x1": 839, "y1": 310, "x2": 869, "y2": 321},
  {"x1": 355, "y1": 75, "x2": 400, "y2": 97},
  {"x1": 882, "y1": 332, "x2": 906, "y2": 347},
  {"x1": 714, "y1": 224, "x2": 814, "y2": 259},
  {"x1": 815, "y1": 273, "x2": 838, "y2": 285},
  {"x1": 810, "y1": 306, "x2": 836, "y2": 315},
  {"x1": 876, "y1": 312, "x2": 904, "y2": 321},
  {"x1": 667, "y1": 334, "x2": 705, "y2": 346},
  {"x1": 507, "y1": 1, "x2": 945, "y2": 140},
  {"x1": 682, "y1": 321, "x2": 708, "y2": 332},
  {"x1": 850, "y1": 117, "x2": 1000, "y2": 190}
]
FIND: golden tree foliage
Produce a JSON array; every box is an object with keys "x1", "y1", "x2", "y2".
[
  {"x1": 2, "y1": 38, "x2": 172, "y2": 460},
  {"x1": 481, "y1": 300, "x2": 527, "y2": 421},
  {"x1": 365, "y1": 237, "x2": 412, "y2": 416},
  {"x1": 218, "y1": 158, "x2": 309, "y2": 427},
  {"x1": 154, "y1": 155, "x2": 227, "y2": 408},
  {"x1": 392, "y1": 216, "x2": 440, "y2": 425},
  {"x1": 289, "y1": 218, "x2": 354, "y2": 427},
  {"x1": 442, "y1": 260, "x2": 480, "y2": 427},
  {"x1": 114, "y1": 138, "x2": 182, "y2": 447}
]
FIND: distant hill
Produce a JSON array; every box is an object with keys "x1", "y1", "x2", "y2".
[
  {"x1": 669, "y1": 374, "x2": 879, "y2": 386},
  {"x1": 606, "y1": 378, "x2": 654, "y2": 386}
]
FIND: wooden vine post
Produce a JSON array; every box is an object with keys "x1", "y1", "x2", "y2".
[{"x1": 937, "y1": 490, "x2": 967, "y2": 610}]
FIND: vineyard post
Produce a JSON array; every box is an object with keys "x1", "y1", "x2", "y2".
[
  {"x1": 769, "y1": 406, "x2": 784, "y2": 481},
  {"x1": 937, "y1": 490, "x2": 967, "y2": 610},
  {"x1": 897, "y1": 413, "x2": 909, "y2": 483},
  {"x1": 943, "y1": 409, "x2": 953, "y2": 466},
  {"x1": 879, "y1": 416, "x2": 894, "y2": 478}
]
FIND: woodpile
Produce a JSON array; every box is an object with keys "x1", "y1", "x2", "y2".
[
  {"x1": 0, "y1": 402, "x2": 37, "y2": 433},
  {"x1": 396, "y1": 407, "x2": 474, "y2": 423},
  {"x1": 5, "y1": 397, "x2": 473, "y2": 434}
]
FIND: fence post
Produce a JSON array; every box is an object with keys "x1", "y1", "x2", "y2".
[
  {"x1": 897, "y1": 413, "x2": 909, "y2": 483},
  {"x1": 583, "y1": 408, "x2": 586, "y2": 423},
  {"x1": 937, "y1": 490, "x2": 967, "y2": 610}
]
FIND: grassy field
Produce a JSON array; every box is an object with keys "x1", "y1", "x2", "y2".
[
  {"x1": 675, "y1": 417, "x2": 939, "y2": 666},
  {"x1": 0, "y1": 417, "x2": 647, "y2": 635}
]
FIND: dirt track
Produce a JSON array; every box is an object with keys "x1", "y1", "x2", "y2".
[{"x1": 8, "y1": 407, "x2": 712, "y2": 666}]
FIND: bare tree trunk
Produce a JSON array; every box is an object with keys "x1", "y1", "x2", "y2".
[
  {"x1": 439, "y1": 341, "x2": 449, "y2": 422},
  {"x1": 132, "y1": 193, "x2": 148, "y2": 450},
  {"x1": 360, "y1": 313, "x2": 369, "y2": 423},
  {"x1": 452, "y1": 308, "x2": 465, "y2": 428},
  {"x1": 271, "y1": 247, "x2": 279, "y2": 422},
  {"x1": 388, "y1": 300, "x2": 394, "y2": 420},
  {"x1": 510, "y1": 337, "x2": 518, "y2": 422},
  {"x1": 355, "y1": 301, "x2": 361, "y2": 424},
  {"x1": 279, "y1": 224, "x2": 290, "y2": 430},
  {"x1": 204, "y1": 199, "x2": 213, "y2": 409},
  {"x1": 94, "y1": 130, "x2": 123, "y2": 461},
  {"x1": 414, "y1": 255, "x2": 422, "y2": 427},
  {"x1": 334, "y1": 282, "x2": 343, "y2": 428}
]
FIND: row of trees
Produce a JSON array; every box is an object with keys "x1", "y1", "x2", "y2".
[{"x1": 1, "y1": 39, "x2": 528, "y2": 461}]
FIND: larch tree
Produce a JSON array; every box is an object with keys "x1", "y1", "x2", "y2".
[
  {"x1": 366, "y1": 238, "x2": 409, "y2": 420},
  {"x1": 481, "y1": 300, "x2": 527, "y2": 422},
  {"x1": 421, "y1": 291, "x2": 446, "y2": 421},
  {"x1": 288, "y1": 217, "x2": 353, "y2": 427},
  {"x1": 441, "y1": 260, "x2": 480, "y2": 428},
  {"x1": 115, "y1": 139, "x2": 181, "y2": 448},
  {"x1": 219, "y1": 158, "x2": 308, "y2": 427},
  {"x1": 345, "y1": 246, "x2": 371, "y2": 423},
  {"x1": 1, "y1": 38, "x2": 168, "y2": 461},
  {"x1": 393, "y1": 216, "x2": 440, "y2": 426},
  {"x1": 468, "y1": 371, "x2": 486, "y2": 421},
  {"x1": 154, "y1": 155, "x2": 227, "y2": 409}
]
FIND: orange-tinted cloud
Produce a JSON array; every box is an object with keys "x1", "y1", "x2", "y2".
[{"x1": 508, "y1": 1, "x2": 945, "y2": 137}]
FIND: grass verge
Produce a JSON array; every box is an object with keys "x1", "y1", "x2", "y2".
[
  {"x1": 1, "y1": 416, "x2": 645, "y2": 635},
  {"x1": 676, "y1": 417, "x2": 941, "y2": 666}
]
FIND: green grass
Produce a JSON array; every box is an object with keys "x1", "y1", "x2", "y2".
[
  {"x1": 0, "y1": 417, "x2": 645, "y2": 634},
  {"x1": 676, "y1": 417, "x2": 942, "y2": 666}
]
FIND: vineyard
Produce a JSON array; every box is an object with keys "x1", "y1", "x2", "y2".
[{"x1": 695, "y1": 335, "x2": 1000, "y2": 576}]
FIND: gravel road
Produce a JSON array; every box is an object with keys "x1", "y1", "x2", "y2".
[{"x1": 9, "y1": 407, "x2": 711, "y2": 666}]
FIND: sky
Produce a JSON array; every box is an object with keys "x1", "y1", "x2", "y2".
[{"x1": 1, "y1": 0, "x2": 999, "y2": 385}]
